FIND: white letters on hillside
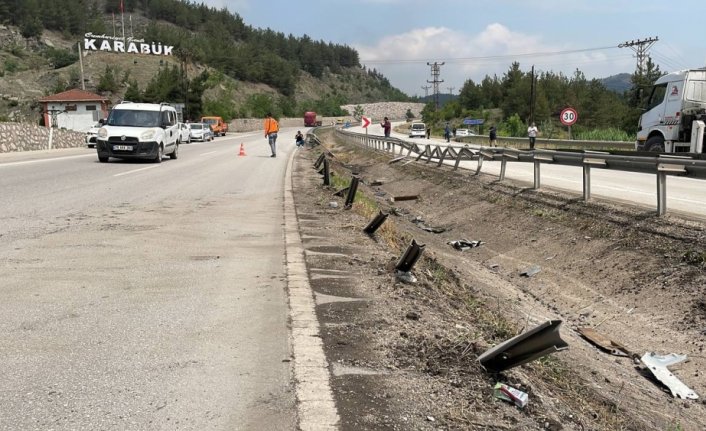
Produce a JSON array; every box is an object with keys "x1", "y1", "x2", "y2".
[{"x1": 83, "y1": 33, "x2": 173, "y2": 56}]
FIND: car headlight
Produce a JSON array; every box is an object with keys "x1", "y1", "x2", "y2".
[
  {"x1": 97, "y1": 127, "x2": 108, "y2": 138},
  {"x1": 140, "y1": 129, "x2": 157, "y2": 141}
]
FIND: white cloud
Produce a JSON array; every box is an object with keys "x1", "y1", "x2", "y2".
[{"x1": 355, "y1": 23, "x2": 634, "y2": 96}]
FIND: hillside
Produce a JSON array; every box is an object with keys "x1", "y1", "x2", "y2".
[
  {"x1": 0, "y1": 1, "x2": 409, "y2": 123},
  {"x1": 600, "y1": 73, "x2": 632, "y2": 93}
]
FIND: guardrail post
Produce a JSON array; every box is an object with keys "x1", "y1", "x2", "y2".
[
  {"x1": 657, "y1": 172, "x2": 667, "y2": 216},
  {"x1": 533, "y1": 160, "x2": 541, "y2": 189},
  {"x1": 583, "y1": 165, "x2": 591, "y2": 201},
  {"x1": 476, "y1": 154, "x2": 484, "y2": 175},
  {"x1": 500, "y1": 158, "x2": 507, "y2": 180}
]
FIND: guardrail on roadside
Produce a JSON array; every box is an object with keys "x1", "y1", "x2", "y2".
[{"x1": 335, "y1": 128, "x2": 706, "y2": 217}]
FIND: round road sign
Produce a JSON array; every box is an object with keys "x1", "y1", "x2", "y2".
[{"x1": 560, "y1": 107, "x2": 578, "y2": 126}]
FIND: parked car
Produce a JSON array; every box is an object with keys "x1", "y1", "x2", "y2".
[
  {"x1": 178, "y1": 122, "x2": 191, "y2": 144},
  {"x1": 189, "y1": 123, "x2": 213, "y2": 141},
  {"x1": 455, "y1": 128, "x2": 476, "y2": 137},
  {"x1": 85, "y1": 123, "x2": 101, "y2": 148},
  {"x1": 95, "y1": 102, "x2": 179, "y2": 163},
  {"x1": 409, "y1": 122, "x2": 426, "y2": 138}
]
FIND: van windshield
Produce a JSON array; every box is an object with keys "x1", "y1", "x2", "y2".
[
  {"x1": 203, "y1": 118, "x2": 217, "y2": 125},
  {"x1": 412, "y1": 124, "x2": 425, "y2": 130},
  {"x1": 108, "y1": 110, "x2": 160, "y2": 127}
]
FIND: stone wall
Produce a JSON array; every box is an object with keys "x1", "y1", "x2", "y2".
[{"x1": 0, "y1": 123, "x2": 86, "y2": 153}]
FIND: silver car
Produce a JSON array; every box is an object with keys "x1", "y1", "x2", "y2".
[{"x1": 188, "y1": 123, "x2": 213, "y2": 142}]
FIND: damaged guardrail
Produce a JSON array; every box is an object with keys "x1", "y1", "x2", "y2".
[{"x1": 335, "y1": 129, "x2": 706, "y2": 217}]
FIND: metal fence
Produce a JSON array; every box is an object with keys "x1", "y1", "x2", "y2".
[{"x1": 335, "y1": 129, "x2": 706, "y2": 217}]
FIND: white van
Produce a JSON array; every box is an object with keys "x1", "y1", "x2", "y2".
[
  {"x1": 409, "y1": 122, "x2": 426, "y2": 138},
  {"x1": 95, "y1": 102, "x2": 180, "y2": 163}
]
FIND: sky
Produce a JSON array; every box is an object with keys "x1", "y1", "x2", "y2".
[{"x1": 200, "y1": 0, "x2": 706, "y2": 97}]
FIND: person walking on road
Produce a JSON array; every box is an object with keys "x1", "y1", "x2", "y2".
[
  {"x1": 426, "y1": 126, "x2": 431, "y2": 139},
  {"x1": 381, "y1": 117, "x2": 391, "y2": 138},
  {"x1": 527, "y1": 122, "x2": 539, "y2": 150},
  {"x1": 264, "y1": 112, "x2": 279, "y2": 157},
  {"x1": 489, "y1": 126, "x2": 497, "y2": 147},
  {"x1": 444, "y1": 122, "x2": 451, "y2": 142}
]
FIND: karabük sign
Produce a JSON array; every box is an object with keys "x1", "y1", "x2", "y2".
[{"x1": 83, "y1": 33, "x2": 173, "y2": 56}]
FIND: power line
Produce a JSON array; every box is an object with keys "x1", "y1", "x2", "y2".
[
  {"x1": 420, "y1": 85, "x2": 431, "y2": 98},
  {"x1": 361, "y1": 45, "x2": 620, "y2": 65}
]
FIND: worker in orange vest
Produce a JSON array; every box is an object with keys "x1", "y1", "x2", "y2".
[{"x1": 264, "y1": 112, "x2": 279, "y2": 157}]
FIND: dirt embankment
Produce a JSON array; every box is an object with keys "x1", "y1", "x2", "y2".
[{"x1": 291, "y1": 129, "x2": 706, "y2": 430}]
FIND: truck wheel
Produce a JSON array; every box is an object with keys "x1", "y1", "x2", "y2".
[
  {"x1": 646, "y1": 135, "x2": 665, "y2": 152},
  {"x1": 98, "y1": 155, "x2": 109, "y2": 163},
  {"x1": 170, "y1": 142, "x2": 179, "y2": 159},
  {"x1": 155, "y1": 144, "x2": 163, "y2": 163}
]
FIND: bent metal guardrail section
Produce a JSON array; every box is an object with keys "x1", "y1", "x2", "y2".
[{"x1": 334, "y1": 128, "x2": 706, "y2": 217}]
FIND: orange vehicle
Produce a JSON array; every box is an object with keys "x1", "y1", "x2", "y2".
[{"x1": 201, "y1": 116, "x2": 228, "y2": 136}]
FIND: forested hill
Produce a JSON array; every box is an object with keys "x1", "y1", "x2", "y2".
[{"x1": 0, "y1": 0, "x2": 408, "y2": 111}]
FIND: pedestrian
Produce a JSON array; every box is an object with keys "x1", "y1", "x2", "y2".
[
  {"x1": 489, "y1": 126, "x2": 497, "y2": 147},
  {"x1": 444, "y1": 122, "x2": 451, "y2": 142},
  {"x1": 426, "y1": 126, "x2": 431, "y2": 139},
  {"x1": 452, "y1": 126, "x2": 456, "y2": 137},
  {"x1": 264, "y1": 112, "x2": 279, "y2": 157},
  {"x1": 381, "y1": 116, "x2": 391, "y2": 138},
  {"x1": 295, "y1": 130, "x2": 305, "y2": 148},
  {"x1": 527, "y1": 122, "x2": 539, "y2": 150}
]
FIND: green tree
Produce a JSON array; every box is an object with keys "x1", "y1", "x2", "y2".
[
  {"x1": 124, "y1": 79, "x2": 142, "y2": 102},
  {"x1": 97, "y1": 66, "x2": 119, "y2": 93}
]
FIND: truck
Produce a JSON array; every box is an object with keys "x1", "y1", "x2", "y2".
[
  {"x1": 304, "y1": 111, "x2": 322, "y2": 127},
  {"x1": 637, "y1": 68, "x2": 706, "y2": 153},
  {"x1": 201, "y1": 116, "x2": 228, "y2": 137}
]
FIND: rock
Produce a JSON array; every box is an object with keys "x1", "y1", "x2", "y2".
[{"x1": 405, "y1": 311, "x2": 420, "y2": 320}]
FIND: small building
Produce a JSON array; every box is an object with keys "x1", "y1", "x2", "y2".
[{"x1": 39, "y1": 89, "x2": 109, "y2": 132}]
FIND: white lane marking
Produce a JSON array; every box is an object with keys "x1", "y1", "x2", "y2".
[
  {"x1": 200, "y1": 151, "x2": 218, "y2": 156},
  {"x1": 113, "y1": 165, "x2": 161, "y2": 177},
  {"x1": 0, "y1": 153, "x2": 95, "y2": 168}
]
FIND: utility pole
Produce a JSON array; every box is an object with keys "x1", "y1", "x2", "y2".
[
  {"x1": 529, "y1": 65, "x2": 536, "y2": 125},
  {"x1": 421, "y1": 85, "x2": 431, "y2": 99},
  {"x1": 447, "y1": 87, "x2": 455, "y2": 95},
  {"x1": 426, "y1": 62, "x2": 445, "y2": 110},
  {"x1": 619, "y1": 36, "x2": 659, "y2": 75}
]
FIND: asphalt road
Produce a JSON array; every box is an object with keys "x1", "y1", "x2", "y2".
[
  {"x1": 0, "y1": 130, "x2": 303, "y2": 430},
  {"x1": 356, "y1": 123, "x2": 706, "y2": 220}
]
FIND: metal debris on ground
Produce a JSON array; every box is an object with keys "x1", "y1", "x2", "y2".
[
  {"x1": 374, "y1": 191, "x2": 387, "y2": 197},
  {"x1": 389, "y1": 156, "x2": 406, "y2": 164},
  {"x1": 328, "y1": 201, "x2": 338, "y2": 208},
  {"x1": 369, "y1": 179, "x2": 385, "y2": 186},
  {"x1": 520, "y1": 266, "x2": 541, "y2": 277},
  {"x1": 411, "y1": 216, "x2": 446, "y2": 233},
  {"x1": 391, "y1": 207, "x2": 410, "y2": 216},
  {"x1": 493, "y1": 383, "x2": 528, "y2": 408},
  {"x1": 577, "y1": 327, "x2": 631, "y2": 357},
  {"x1": 641, "y1": 352, "x2": 699, "y2": 399},
  {"x1": 448, "y1": 239, "x2": 485, "y2": 251},
  {"x1": 390, "y1": 195, "x2": 419, "y2": 202},
  {"x1": 395, "y1": 270, "x2": 417, "y2": 284},
  {"x1": 478, "y1": 320, "x2": 569, "y2": 372}
]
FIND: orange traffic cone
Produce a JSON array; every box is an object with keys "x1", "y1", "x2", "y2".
[{"x1": 238, "y1": 143, "x2": 246, "y2": 156}]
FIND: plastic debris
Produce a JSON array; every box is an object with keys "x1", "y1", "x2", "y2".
[
  {"x1": 328, "y1": 201, "x2": 339, "y2": 208},
  {"x1": 641, "y1": 352, "x2": 699, "y2": 399},
  {"x1": 448, "y1": 239, "x2": 485, "y2": 251},
  {"x1": 494, "y1": 383, "x2": 528, "y2": 408}
]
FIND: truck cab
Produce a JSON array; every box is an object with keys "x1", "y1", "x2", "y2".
[
  {"x1": 201, "y1": 116, "x2": 227, "y2": 137},
  {"x1": 637, "y1": 69, "x2": 706, "y2": 152}
]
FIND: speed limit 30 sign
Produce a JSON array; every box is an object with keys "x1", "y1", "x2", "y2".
[{"x1": 560, "y1": 107, "x2": 578, "y2": 126}]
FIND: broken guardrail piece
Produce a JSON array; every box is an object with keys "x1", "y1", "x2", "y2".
[
  {"x1": 363, "y1": 211, "x2": 389, "y2": 235},
  {"x1": 641, "y1": 352, "x2": 699, "y2": 399},
  {"x1": 390, "y1": 195, "x2": 419, "y2": 202},
  {"x1": 394, "y1": 239, "x2": 425, "y2": 284},
  {"x1": 478, "y1": 320, "x2": 569, "y2": 372},
  {"x1": 577, "y1": 327, "x2": 631, "y2": 357}
]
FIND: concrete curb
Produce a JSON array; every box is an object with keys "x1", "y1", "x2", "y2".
[{"x1": 283, "y1": 149, "x2": 340, "y2": 430}]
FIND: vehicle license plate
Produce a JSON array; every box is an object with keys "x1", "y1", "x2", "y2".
[{"x1": 113, "y1": 145, "x2": 133, "y2": 151}]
